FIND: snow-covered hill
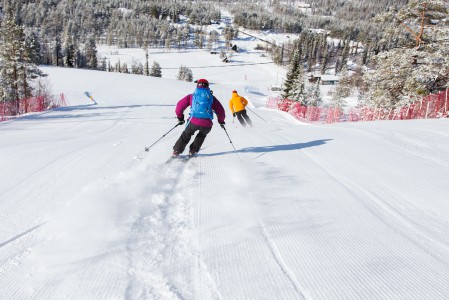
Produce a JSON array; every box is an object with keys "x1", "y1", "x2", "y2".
[{"x1": 1, "y1": 59, "x2": 449, "y2": 299}]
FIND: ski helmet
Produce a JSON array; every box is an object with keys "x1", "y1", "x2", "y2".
[{"x1": 197, "y1": 79, "x2": 209, "y2": 88}]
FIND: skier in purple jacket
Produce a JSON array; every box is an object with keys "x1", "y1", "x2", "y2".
[{"x1": 172, "y1": 79, "x2": 226, "y2": 158}]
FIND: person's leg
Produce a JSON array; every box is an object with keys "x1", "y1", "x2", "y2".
[
  {"x1": 173, "y1": 123, "x2": 197, "y2": 154},
  {"x1": 190, "y1": 125, "x2": 212, "y2": 154},
  {"x1": 235, "y1": 111, "x2": 246, "y2": 127},
  {"x1": 241, "y1": 109, "x2": 253, "y2": 126}
]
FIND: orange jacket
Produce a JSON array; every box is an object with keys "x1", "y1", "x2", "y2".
[{"x1": 229, "y1": 91, "x2": 248, "y2": 113}]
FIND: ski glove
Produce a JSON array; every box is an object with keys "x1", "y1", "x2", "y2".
[
  {"x1": 219, "y1": 121, "x2": 225, "y2": 128},
  {"x1": 233, "y1": 113, "x2": 236, "y2": 117},
  {"x1": 177, "y1": 115, "x2": 185, "y2": 125}
]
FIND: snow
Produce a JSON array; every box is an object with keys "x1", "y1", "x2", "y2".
[{"x1": 1, "y1": 41, "x2": 449, "y2": 299}]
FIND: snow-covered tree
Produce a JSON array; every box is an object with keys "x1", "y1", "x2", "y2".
[
  {"x1": 144, "y1": 49, "x2": 150, "y2": 76},
  {"x1": 289, "y1": 65, "x2": 306, "y2": 104},
  {"x1": 85, "y1": 35, "x2": 98, "y2": 70},
  {"x1": 334, "y1": 67, "x2": 352, "y2": 100},
  {"x1": 0, "y1": 17, "x2": 44, "y2": 110},
  {"x1": 223, "y1": 26, "x2": 235, "y2": 49},
  {"x1": 63, "y1": 33, "x2": 76, "y2": 68},
  {"x1": 176, "y1": 65, "x2": 193, "y2": 82},
  {"x1": 51, "y1": 37, "x2": 63, "y2": 67},
  {"x1": 375, "y1": 0, "x2": 449, "y2": 49},
  {"x1": 306, "y1": 81, "x2": 322, "y2": 106},
  {"x1": 364, "y1": 47, "x2": 449, "y2": 108},
  {"x1": 150, "y1": 61, "x2": 162, "y2": 78},
  {"x1": 130, "y1": 62, "x2": 143, "y2": 75},
  {"x1": 207, "y1": 30, "x2": 219, "y2": 51},
  {"x1": 282, "y1": 46, "x2": 301, "y2": 99},
  {"x1": 365, "y1": 1, "x2": 449, "y2": 108},
  {"x1": 320, "y1": 43, "x2": 330, "y2": 74}
]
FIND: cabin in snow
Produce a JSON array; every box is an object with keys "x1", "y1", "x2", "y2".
[{"x1": 308, "y1": 74, "x2": 340, "y2": 85}]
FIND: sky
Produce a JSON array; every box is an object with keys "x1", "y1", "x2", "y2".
[{"x1": 1, "y1": 26, "x2": 449, "y2": 300}]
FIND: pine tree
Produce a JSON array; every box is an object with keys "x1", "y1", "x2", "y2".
[
  {"x1": 99, "y1": 58, "x2": 107, "y2": 71},
  {"x1": 282, "y1": 46, "x2": 301, "y2": 98},
  {"x1": 25, "y1": 32, "x2": 42, "y2": 65},
  {"x1": 334, "y1": 58, "x2": 340, "y2": 75},
  {"x1": 0, "y1": 17, "x2": 45, "y2": 113},
  {"x1": 121, "y1": 62, "x2": 129, "y2": 74},
  {"x1": 362, "y1": 42, "x2": 370, "y2": 65},
  {"x1": 338, "y1": 38, "x2": 350, "y2": 74},
  {"x1": 150, "y1": 61, "x2": 162, "y2": 77},
  {"x1": 0, "y1": 18, "x2": 21, "y2": 106},
  {"x1": 364, "y1": 47, "x2": 449, "y2": 108},
  {"x1": 223, "y1": 26, "x2": 234, "y2": 49},
  {"x1": 334, "y1": 66, "x2": 352, "y2": 100},
  {"x1": 320, "y1": 43, "x2": 329, "y2": 74},
  {"x1": 375, "y1": 0, "x2": 449, "y2": 49},
  {"x1": 207, "y1": 30, "x2": 219, "y2": 51},
  {"x1": 289, "y1": 65, "x2": 306, "y2": 104},
  {"x1": 63, "y1": 33, "x2": 76, "y2": 67},
  {"x1": 131, "y1": 63, "x2": 143, "y2": 74},
  {"x1": 306, "y1": 81, "x2": 322, "y2": 106},
  {"x1": 366, "y1": 1, "x2": 449, "y2": 108},
  {"x1": 85, "y1": 35, "x2": 98, "y2": 70},
  {"x1": 176, "y1": 65, "x2": 193, "y2": 82},
  {"x1": 144, "y1": 49, "x2": 150, "y2": 76},
  {"x1": 52, "y1": 37, "x2": 63, "y2": 67}
]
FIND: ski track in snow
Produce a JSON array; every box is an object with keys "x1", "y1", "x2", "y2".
[
  {"x1": 2, "y1": 64, "x2": 449, "y2": 299},
  {"x1": 303, "y1": 145, "x2": 449, "y2": 260},
  {"x1": 124, "y1": 159, "x2": 201, "y2": 300},
  {"x1": 189, "y1": 125, "x2": 310, "y2": 300},
  {"x1": 342, "y1": 125, "x2": 449, "y2": 169},
  {"x1": 228, "y1": 124, "x2": 449, "y2": 299}
]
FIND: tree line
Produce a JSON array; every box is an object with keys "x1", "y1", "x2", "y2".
[
  {"x1": 280, "y1": 0, "x2": 449, "y2": 109},
  {"x1": 1, "y1": 0, "x2": 448, "y2": 111}
]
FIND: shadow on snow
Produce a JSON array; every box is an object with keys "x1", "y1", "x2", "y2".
[{"x1": 201, "y1": 139, "x2": 333, "y2": 157}]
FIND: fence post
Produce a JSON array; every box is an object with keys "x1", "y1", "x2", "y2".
[
  {"x1": 443, "y1": 89, "x2": 449, "y2": 114},
  {"x1": 392, "y1": 108, "x2": 400, "y2": 120},
  {"x1": 406, "y1": 104, "x2": 411, "y2": 119},
  {"x1": 425, "y1": 99, "x2": 430, "y2": 119},
  {"x1": 387, "y1": 107, "x2": 392, "y2": 120}
]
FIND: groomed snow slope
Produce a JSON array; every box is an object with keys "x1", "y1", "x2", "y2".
[{"x1": 1, "y1": 67, "x2": 449, "y2": 300}]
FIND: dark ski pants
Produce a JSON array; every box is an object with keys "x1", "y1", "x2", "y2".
[
  {"x1": 235, "y1": 109, "x2": 253, "y2": 127},
  {"x1": 173, "y1": 122, "x2": 211, "y2": 154}
]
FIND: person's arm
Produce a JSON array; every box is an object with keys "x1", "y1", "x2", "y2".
[
  {"x1": 241, "y1": 97, "x2": 248, "y2": 107},
  {"x1": 175, "y1": 94, "x2": 191, "y2": 118},
  {"x1": 213, "y1": 97, "x2": 226, "y2": 123}
]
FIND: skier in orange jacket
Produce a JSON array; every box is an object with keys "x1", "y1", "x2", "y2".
[{"x1": 229, "y1": 90, "x2": 253, "y2": 127}]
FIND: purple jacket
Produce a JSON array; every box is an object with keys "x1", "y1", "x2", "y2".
[{"x1": 176, "y1": 90, "x2": 226, "y2": 128}]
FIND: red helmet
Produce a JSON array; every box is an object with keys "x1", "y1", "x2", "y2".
[{"x1": 197, "y1": 79, "x2": 209, "y2": 88}]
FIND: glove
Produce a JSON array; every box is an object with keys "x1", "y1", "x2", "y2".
[
  {"x1": 233, "y1": 113, "x2": 236, "y2": 117},
  {"x1": 219, "y1": 121, "x2": 225, "y2": 128},
  {"x1": 177, "y1": 115, "x2": 185, "y2": 125}
]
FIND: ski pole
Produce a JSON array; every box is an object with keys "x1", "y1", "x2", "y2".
[
  {"x1": 221, "y1": 125, "x2": 241, "y2": 159},
  {"x1": 247, "y1": 107, "x2": 267, "y2": 123},
  {"x1": 145, "y1": 123, "x2": 181, "y2": 152}
]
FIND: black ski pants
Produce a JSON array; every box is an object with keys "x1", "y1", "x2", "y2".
[
  {"x1": 235, "y1": 109, "x2": 253, "y2": 127},
  {"x1": 173, "y1": 122, "x2": 211, "y2": 154}
]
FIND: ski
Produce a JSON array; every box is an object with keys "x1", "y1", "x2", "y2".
[
  {"x1": 185, "y1": 154, "x2": 196, "y2": 161},
  {"x1": 165, "y1": 154, "x2": 195, "y2": 164}
]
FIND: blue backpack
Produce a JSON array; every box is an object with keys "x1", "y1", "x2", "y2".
[{"x1": 190, "y1": 88, "x2": 214, "y2": 119}]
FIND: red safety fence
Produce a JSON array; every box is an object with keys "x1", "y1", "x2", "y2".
[
  {"x1": 269, "y1": 98, "x2": 346, "y2": 123},
  {"x1": 0, "y1": 93, "x2": 67, "y2": 122},
  {"x1": 266, "y1": 89, "x2": 449, "y2": 124}
]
